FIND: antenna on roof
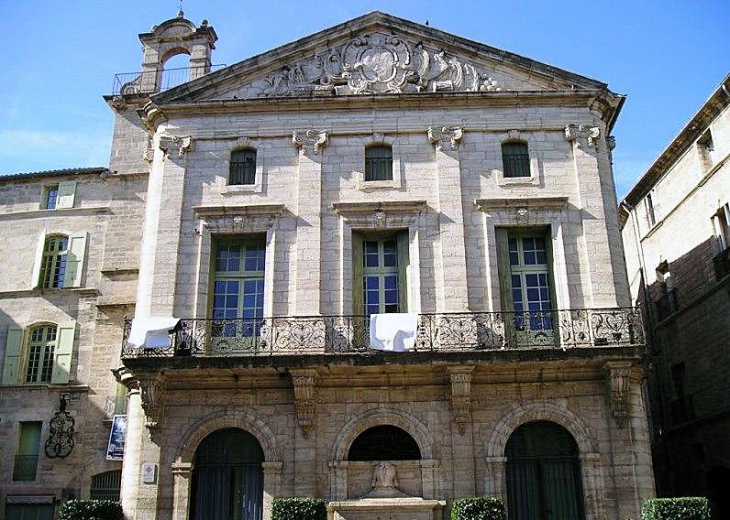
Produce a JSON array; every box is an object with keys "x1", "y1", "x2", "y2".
[{"x1": 177, "y1": 0, "x2": 184, "y2": 18}]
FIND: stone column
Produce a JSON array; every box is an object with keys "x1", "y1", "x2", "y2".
[
  {"x1": 329, "y1": 461, "x2": 349, "y2": 500},
  {"x1": 428, "y1": 126, "x2": 470, "y2": 312},
  {"x1": 292, "y1": 130, "x2": 327, "y2": 315},
  {"x1": 580, "y1": 453, "x2": 605, "y2": 520},
  {"x1": 171, "y1": 462, "x2": 193, "y2": 520},
  {"x1": 120, "y1": 388, "x2": 144, "y2": 517},
  {"x1": 262, "y1": 462, "x2": 283, "y2": 520},
  {"x1": 564, "y1": 125, "x2": 623, "y2": 307},
  {"x1": 484, "y1": 456, "x2": 507, "y2": 499},
  {"x1": 135, "y1": 134, "x2": 192, "y2": 318}
]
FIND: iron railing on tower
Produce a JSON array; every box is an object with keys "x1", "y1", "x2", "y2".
[{"x1": 112, "y1": 64, "x2": 225, "y2": 95}]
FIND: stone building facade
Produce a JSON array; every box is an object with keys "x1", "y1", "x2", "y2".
[
  {"x1": 1, "y1": 11, "x2": 654, "y2": 520},
  {"x1": 619, "y1": 74, "x2": 730, "y2": 519}
]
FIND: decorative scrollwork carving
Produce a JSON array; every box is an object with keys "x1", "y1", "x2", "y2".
[
  {"x1": 449, "y1": 366, "x2": 474, "y2": 435},
  {"x1": 564, "y1": 124, "x2": 601, "y2": 148},
  {"x1": 159, "y1": 135, "x2": 193, "y2": 158},
  {"x1": 291, "y1": 370, "x2": 318, "y2": 438},
  {"x1": 139, "y1": 377, "x2": 166, "y2": 435},
  {"x1": 428, "y1": 126, "x2": 464, "y2": 151},
  {"x1": 605, "y1": 362, "x2": 633, "y2": 428},
  {"x1": 292, "y1": 130, "x2": 328, "y2": 155},
  {"x1": 44, "y1": 395, "x2": 75, "y2": 459}
]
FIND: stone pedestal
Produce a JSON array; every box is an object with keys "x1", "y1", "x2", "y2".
[{"x1": 327, "y1": 497, "x2": 446, "y2": 520}]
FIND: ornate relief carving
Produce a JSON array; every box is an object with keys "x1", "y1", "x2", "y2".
[
  {"x1": 139, "y1": 376, "x2": 166, "y2": 435},
  {"x1": 449, "y1": 366, "x2": 474, "y2": 435},
  {"x1": 244, "y1": 33, "x2": 501, "y2": 98},
  {"x1": 110, "y1": 95, "x2": 127, "y2": 111},
  {"x1": 564, "y1": 124, "x2": 601, "y2": 148},
  {"x1": 291, "y1": 370, "x2": 318, "y2": 437},
  {"x1": 159, "y1": 135, "x2": 193, "y2": 158},
  {"x1": 507, "y1": 129, "x2": 521, "y2": 141},
  {"x1": 428, "y1": 126, "x2": 464, "y2": 151},
  {"x1": 292, "y1": 130, "x2": 328, "y2": 155},
  {"x1": 607, "y1": 135, "x2": 616, "y2": 150},
  {"x1": 605, "y1": 362, "x2": 632, "y2": 428}
]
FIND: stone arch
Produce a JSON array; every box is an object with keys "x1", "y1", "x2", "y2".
[
  {"x1": 488, "y1": 401, "x2": 596, "y2": 458},
  {"x1": 161, "y1": 46, "x2": 191, "y2": 66},
  {"x1": 175, "y1": 410, "x2": 280, "y2": 464},
  {"x1": 331, "y1": 407, "x2": 433, "y2": 461}
]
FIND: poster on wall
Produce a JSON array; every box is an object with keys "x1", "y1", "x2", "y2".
[{"x1": 106, "y1": 415, "x2": 127, "y2": 461}]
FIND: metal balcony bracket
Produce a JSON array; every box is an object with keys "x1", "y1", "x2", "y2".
[
  {"x1": 605, "y1": 361, "x2": 633, "y2": 429},
  {"x1": 448, "y1": 366, "x2": 475, "y2": 435},
  {"x1": 290, "y1": 369, "x2": 319, "y2": 438}
]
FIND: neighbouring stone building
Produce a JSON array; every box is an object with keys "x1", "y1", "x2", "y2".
[
  {"x1": 0, "y1": 11, "x2": 655, "y2": 520},
  {"x1": 619, "y1": 74, "x2": 730, "y2": 519}
]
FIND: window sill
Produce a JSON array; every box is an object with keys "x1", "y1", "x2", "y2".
[
  {"x1": 220, "y1": 184, "x2": 261, "y2": 195},
  {"x1": 0, "y1": 383, "x2": 89, "y2": 392},
  {"x1": 0, "y1": 287, "x2": 100, "y2": 299},
  {"x1": 0, "y1": 207, "x2": 111, "y2": 221},
  {"x1": 493, "y1": 170, "x2": 539, "y2": 187}
]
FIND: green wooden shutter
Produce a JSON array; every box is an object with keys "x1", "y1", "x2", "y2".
[
  {"x1": 2, "y1": 327, "x2": 24, "y2": 385},
  {"x1": 55, "y1": 181, "x2": 76, "y2": 209},
  {"x1": 397, "y1": 230, "x2": 410, "y2": 312},
  {"x1": 352, "y1": 232, "x2": 364, "y2": 315},
  {"x1": 63, "y1": 233, "x2": 87, "y2": 288},
  {"x1": 51, "y1": 321, "x2": 76, "y2": 384},
  {"x1": 31, "y1": 231, "x2": 47, "y2": 289}
]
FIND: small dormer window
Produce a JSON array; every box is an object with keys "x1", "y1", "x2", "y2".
[
  {"x1": 229, "y1": 149, "x2": 257, "y2": 185},
  {"x1": 501, "y1": 141, "x2": 530, "y2": 178},
  {"x1": 365, "y1": 145, "x2": 393, "y2": 181}
]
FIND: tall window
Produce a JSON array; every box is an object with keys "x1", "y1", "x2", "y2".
[
  {"x1": 211, "y1": 237, "x2": 266, "y2": 341},
  {"x1": 353, "y1": 231, "x2": 408, "y2": 315},
  {"x1": 25, "y1": 325, "x2": 57, "y2": 384},
  {"x1": 502, "y1": 141, "x2": 530, "y2": 178},
  {"x1": 645, "y1": 193, "x2": 656, "y2": 228},
  {"x1": 45, "y1": 186, "x2": 59, "y2": 210},
  {"x1": 365, "y1": 145, "x2": 393, "y2": 181},
  {"x1": 41, "y1": 235, "x2": 68, "y2": 288},
  {"x1": 13, "y1": 422, "x2": 42, "y2": 481},
  {"x1": 497, "y1": 229, "x2": 555, "y2": 343},
  {"x1": 229, "y1": 149, "x2": 257, "y2": 185}
]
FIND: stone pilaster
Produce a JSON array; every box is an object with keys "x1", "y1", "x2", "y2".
[
  {"x1": 428, "y1": 126, "x2": 470, "y2": 311},
  {"x1": 292, "y1": 130, "x2": 327, "y2": 315},
  {"x1": 291, "y1": 368, "x2": 319, "y2": 497},
  {"x1": 448, "y1": 367, "x2": 475, "y2": 498},
  {"x1": 171, "y1": 462, "x2": 193, "y2": 520},
  {"x1": 263, "y1": 461, "x2": 283, "y2": 520},
  {"x1": 484, "y1": 456, "x2": 507, "y2": 499}
]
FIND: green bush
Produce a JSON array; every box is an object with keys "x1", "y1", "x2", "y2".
[
  {"x1": 641, "y1": 497, "x2": 710, "y2": 520},
  {"x1": 451, "y1": 497, "x2": 507, "y2": 520},
  {"x1": 58, "y1": 500, "x2": 124, "y2": 520},
  {"x1": 272, "y1": 498, "x2": 327, "y2": 520}
]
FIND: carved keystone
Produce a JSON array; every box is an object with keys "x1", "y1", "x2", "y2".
[
  {"x1": 292, "y1": 130, "x2": 328, "y2": 155},
  {"x1": 159, "y1": 135, "x2": 193, "y2": 158},
  {"x1": 291, "y1": 369, "x2": 318, "y2": 437},
  {"x1": 448, "y1": 366, "x2": 474, "y2": 435},
  {"x1": 605, "y1": 361, "x2": 633, "y2": 428},
  {"x1": 564, "y1": 124, "x2": 601, "y2": 149},
  {"x1": 428, "y1": 126, "x2": 463, "y2": 152}
]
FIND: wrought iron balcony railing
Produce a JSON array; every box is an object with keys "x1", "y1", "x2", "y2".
[
  {"x1": 111, "y1": 65, "x2": 226, "y2": 96},
  {"x1": 121, "y1": 308, "x2": 643, "y2": 359},
  {"x1": 12, "y1": 455, "x2": 39, "y2": 481}
]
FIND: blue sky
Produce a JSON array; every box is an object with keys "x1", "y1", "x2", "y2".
[{"x1": 1, "y1": 0, "x2": 727, "y2": 196}]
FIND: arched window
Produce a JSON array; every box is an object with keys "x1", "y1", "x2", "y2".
[
  {"x1": 230, "y1": 149, "x2": 257, "y2": 185},
  {"x1": 25, "y1": 325, "x2": 58, "y2": 384},
  {"x1": 348, "y1": 425, "x2": 421, "y2": 461},
  {"x1": 190, "y1": 428, "x2": 264, "y2": 520},
  {"x1": 501, "y1": 141, "x2": 530, "y2": 178},
  {"x1": 90, "y1": 470, "x2": 122, "y2": 501},
  {"x1": 365, "y1": 145, "x2": 393, "y2": 181},
  {"x1": 506, "y1": 421, "x2": 585, "y2": 520},
  {"x1": 41, "y1": 235, "x2": 69, "y2": 288}
]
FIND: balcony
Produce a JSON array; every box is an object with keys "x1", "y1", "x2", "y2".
[
  {"x1": 121, "y1": 308, "x2": 644, "y2": 359},
  {"x1": 12, "y1": 455, "x2": 39, "y2": 481},
  {"x1": 111, "y1": 65, "x2": 226, "y2": 96}
]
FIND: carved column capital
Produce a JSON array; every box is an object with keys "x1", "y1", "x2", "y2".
[
  {"x1": 159, "y1": 135, "x2": 194, "y2": 158},
  {"x1": 448, "y1": 366, "x2": 474, "y2": 435},
  {"x1": 428, "y1": 126, "x2": 463, "y2": 151},
  {"x1": 605, "y1": 361, "x2": 633, "y2": 428},
  {"x1": 291, "y1": 369, "x2": 318, "y2": 438},
  {"x1": 171, "y1": 462, "x2": 193, "y2": 477},
  {"x1": 138, "y1": 375, "x2": 167, "y2": 438},
  {"x1": 564, "y1": 124, "x2": 601, "y2": 148},
  {"x1": 292, "y1": 130, "x2": 328, "y2": 155}
]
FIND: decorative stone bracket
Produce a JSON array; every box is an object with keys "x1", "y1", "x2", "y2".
[
  {"x1": 605, "y1": 362, "x2": 632, "y2": 428},
  {"x1": 292, "y1": 130, "x2": 328, "y2": 155},
  {"x1": 564, "y1": 124, "x2": 601, "y2": 149},
  {"x1": 159, "y1": 135, "x2": 194, "y2": 158},
  {"x1": 291, "y1": 369, "x2": 318, "y2": 437},
  {"x1": 428, "y1": 126, "x2": 463, "y2": 152},
  {"x1": 139, "y1": 376, "x2": 167, "y2": 437},
  {"x1": 448, "y1": 366, "x2": 474, "y2": 435}
]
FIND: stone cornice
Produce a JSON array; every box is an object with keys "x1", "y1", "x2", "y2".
[
  {"x1": 193, "y1": 203, "x2": 286, "y2": 218},
  {"x1": 474, "y1": 197, "x2": 569, "y2": 212},
  {"x1": 0, "y1": 206, "x2": 112, "y2": 221},
  {"x1": 333, "y1": 200, "x2": 427, "y2": 216}
]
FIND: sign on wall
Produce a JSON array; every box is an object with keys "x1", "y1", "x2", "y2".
[{"x1": 106, "y1": 415, "x2": 127, "y2": 461}]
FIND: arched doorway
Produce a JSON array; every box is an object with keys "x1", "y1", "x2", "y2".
[
  {"x1": 707, "y1": 466, "x2": 730, "y2": 520},
  {"x1": 348, "y1": 425, "x2": 421, "y2": 461},
  {"x1": 190, "y1": 428, "x2": 264, "y2": 520},
  {"x1": 506, "y1": 421, "x2": 585, "y2": 520}
]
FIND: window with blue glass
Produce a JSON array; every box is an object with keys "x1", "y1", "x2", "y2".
[
  {"x1": 41, "y1": 236, "x2": 68, "y2": 289},
  {"x1": 211, "y1": 237, "x2": 266, "y2": 339},
  {"x1": 353, "y1": 231, "x2": 409, "y2": 315}
]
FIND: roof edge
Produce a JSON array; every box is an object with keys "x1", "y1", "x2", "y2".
[{"x1": 0, "y1": 166, "x2": 111, "y2": 183}]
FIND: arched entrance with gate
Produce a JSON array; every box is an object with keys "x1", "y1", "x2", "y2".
[
  {"x1": 190, "y1": 428, "x2": 264, "y2": 520},
  {"x1": 506, "y1": 421, "x2": 585, "y2": 520}
]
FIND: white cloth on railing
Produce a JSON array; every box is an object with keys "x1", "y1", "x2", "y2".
[
  {"x1": 369, "y1": 313, "x2": 419, "y2": 352},
  {"x1": 127, "y1": 317, "x2": 181, "y2": 348}
]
